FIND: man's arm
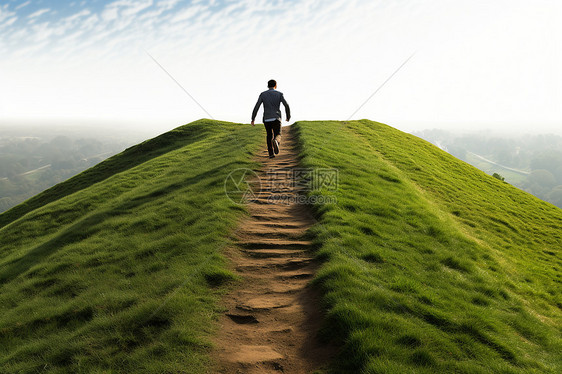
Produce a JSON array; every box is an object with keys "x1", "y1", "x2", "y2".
[
  {"x1": 251, "y1": 95, "x2": 263, "y2": 126},
  {"x1": 281, "y1": 94, "x2": 290, "y2": 121}
]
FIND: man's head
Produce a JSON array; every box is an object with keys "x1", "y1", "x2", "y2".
[{"x1": 268, "y1": 79, "x2": 277, "y2": 89}]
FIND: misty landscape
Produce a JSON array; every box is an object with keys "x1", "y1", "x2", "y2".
[
  {"x1": 0, "y1": 125, "x2": 151, "y2": 213},
  {"x1": 415, "y1": 129, "x2": 562, "y2": 208}
]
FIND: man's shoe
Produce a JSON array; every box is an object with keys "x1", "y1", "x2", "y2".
[
  {"x1": 272, "y1": 138, "x2": 279, "y2": 154},
  {"x1": 269, "y1": 155, "x2": 275, "y2": 159}
]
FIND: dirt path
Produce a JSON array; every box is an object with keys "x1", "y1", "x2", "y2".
[{"x1": 213, "y1": 126, "x2": 335, "y2": 373}]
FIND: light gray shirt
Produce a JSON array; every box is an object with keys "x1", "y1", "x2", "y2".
[{"x1": 252, "y1": 88, "x2": 291, "y2": 123}]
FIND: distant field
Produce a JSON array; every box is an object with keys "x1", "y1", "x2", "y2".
[
  {"x1": 295, "y1": 120, "x2": 561, "y2": 373},
  {"x1": 464, "y1": 152, "x2": 528, "y2": 185},
  {"x1": 0, "y1": 120, "x2": 261, "y2": 373},
  {"x1": 0, "y1": 132, "x2": 131, "y2": 214}
]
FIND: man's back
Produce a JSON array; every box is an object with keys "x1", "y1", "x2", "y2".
[{"x1": 252, "y1": 88, "x2": 290, "y2": 123}]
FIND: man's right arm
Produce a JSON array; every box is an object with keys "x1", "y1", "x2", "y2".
[{"x1": 251, "y1": 94, "x2": 263, "y2": 124}]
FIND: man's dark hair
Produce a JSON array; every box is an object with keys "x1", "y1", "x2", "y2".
[{"x1": 268, "y1": 79, "x2": 276, "y2": 88}]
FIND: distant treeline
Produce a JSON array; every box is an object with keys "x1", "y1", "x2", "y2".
[
  {"x1": 415, "y1": 129, "x2": 562, "y2": 208},
  {"x1": 0, "y1": 135, "x2": 130, "y2": 213}
]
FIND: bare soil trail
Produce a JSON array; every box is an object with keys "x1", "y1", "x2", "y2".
[{"x1": 213, "y1": 125, "x2": 336, "y2": 373}]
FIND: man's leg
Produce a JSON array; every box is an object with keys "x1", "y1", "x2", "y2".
[
  {"x1": 264, "y1": 122, "x2": 274, "y2": 157},
  {"x1": 272, "y1": 120, "x2": 281, "y2": 154}
]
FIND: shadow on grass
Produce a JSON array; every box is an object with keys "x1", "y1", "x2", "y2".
[
  {"x1": 0, "y1": 163, "x2": 234, "y2": 284},
  {"x1": 0, "y1": 122, "x2": 213, "y2": 229}
]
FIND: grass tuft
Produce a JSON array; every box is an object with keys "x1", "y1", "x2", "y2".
[
  {"x1": 410, "y1": 349, "x2": 436, "y2": 366},
  {"x1": 203, "y1": 267, "x2": 238, "y2": 287}
]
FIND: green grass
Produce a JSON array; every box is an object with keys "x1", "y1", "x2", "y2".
[
  {"x1": 0, "y1": 119, "x2": 262, "y2": 373},
  {"x1": 294, "y1": 120, "x2": 562, "y2": 373}
]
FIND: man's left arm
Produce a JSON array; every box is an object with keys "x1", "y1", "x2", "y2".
[{"x1": 281, "y1": 94, "x2": 290, "y2": 122}]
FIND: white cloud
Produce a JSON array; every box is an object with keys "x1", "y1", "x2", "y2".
[
  {"x1": 170, "y1": 5, "x2": 204, "y2": 23},
  {"x1": 28, "y1": 8, "x2": 50, "y2": 19},
  {"x1": 0, "y1": 16, "x2": 17, "y2": 29},
  {"x1": 157, "y1": 0, "x2": 180, "y2": 11},
  {"x1": 139, "y1": 0, "x2": 179, "y2": 21},
  {"x1": 0, "y1": 5, "x2": 16, "y2": 24},
  {"x1": 81, "y1": 13, "x2": 100, "y2": 31},
  {"x1": 15, "y1": 1, "x2": 31, "y2": 11},
  {"x1": 121, "y1": 0, "x2": 153, "y2": 17},
  {"x1": 101, "y1": 0, "x2": 153, "y2": 21},
  {"x1": 101, "y1": 7, "x2": 118, "y2": 21},
  {"x1": 63, "y1": 9, "x2": 91, "y2": 24}
]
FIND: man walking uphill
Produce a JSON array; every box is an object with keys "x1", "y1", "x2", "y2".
[{"x1": 251, "y1": 79, "x2": 291, "y2": 158}]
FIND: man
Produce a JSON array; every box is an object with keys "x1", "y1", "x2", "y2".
[{"x1": 251, "y1": 79, "x2": 291, "y2": 158}]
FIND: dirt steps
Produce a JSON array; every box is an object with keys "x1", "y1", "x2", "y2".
[{"x1": 213, "y1": 125, "x2": 335, "y2": 373}]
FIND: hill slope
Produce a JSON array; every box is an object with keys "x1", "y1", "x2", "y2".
[
  {"x1": 1, "y1": 118, "x2": 560, "y2": 373},
  {"x1": 0, "y1": 119, "x2": 261, "y2": 372},
  {"x1": 294, "y1": 120, "x2": 561, "y2": 373}
]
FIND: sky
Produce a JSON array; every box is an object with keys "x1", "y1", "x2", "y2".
[{"x1": 1, "y1": 0, "x2": 561, "y2": 135}]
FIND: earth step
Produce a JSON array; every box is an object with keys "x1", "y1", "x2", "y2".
[
  {"x1": 260, "y1": 183, "x2": 297, "y2": 188},
  {"x1": 256, "y1": 190, "x2": 288, "y2": 194},
  {"x1": 239, "y1": 240, "x2": 313, "y2": 250},
  {"x1": 261, "y1": 177, "x2": 293, "y2": 182},
  {"x1": 278, "y1": 258, "x2": 314, "y2": 270},
  {"x1": 260, "y1": 185, "x2": 294, "y2": 191},
  {"x1": 267, "y1": 327, "x2": 293, "y2": 334},
  {"x1": 229, "y1": 345, "x2": 284, "y2": 364},
  {"x1": 250, "y1": 196, "x2": 295, "y2": 204},
  {"x1": 253, "y1": 199, "x2": 301, "y2": 206},
  {"x1": 260, "y1": 176, "x2": 296, "y2": 181},
  {"x1": 252, "y1": 198, "x2": 275, "y2": 205},
  {"x1": 244, "y1": 258, "x2": 312, "y2": 269},
  {"x1": 242, "y1": 223, "x2": 307, "y2": 231},
  {"x1": 237, "y1": 230, "x2": 306, "y2": 240},
  {"x1": 243, "y1": 249, "x2": 307, "y2": 258},
  {"x1": 266, "y1": 282, "x2": 308, "y2": 293},
  {"x1": 236, "y1": 261, "x2": 312, "y2": 272},
  {"x1": 277, "y1": 270, "x2": 315, "y2": 280},
  {"x1": 226, "y1": 313, "x2": 259, "y2": 324},
  {"x1": 235, "y1": 258, "x2": 313, "y2": 271},
  {"x1": 250, "y1": 209, "x2": 297, "y2": 217},
  {"x1": 250, "y1": 222, "x2": 310, "y2": 229},
  {"x1": 250, "y1": 213, "x2": 296, "y2": 221},
  {"x1": 236, "y1": 296, "x2": 294, "y2": 311},
  {"x1": 268, "y1": 169, "x2": 299, "y2": 173}
]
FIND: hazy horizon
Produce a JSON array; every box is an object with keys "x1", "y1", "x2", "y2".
[{"x1": 2, "y1": 118, "x2": 561, "y2": 140}]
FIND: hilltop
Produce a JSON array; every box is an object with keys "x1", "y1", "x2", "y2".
[{"x1": 0, "y1": 119, "x2": 560, "y2": 373}]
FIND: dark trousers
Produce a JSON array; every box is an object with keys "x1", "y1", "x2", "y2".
[{"x1": 264, "y1": 120, "x2": 281, "y2": 156}]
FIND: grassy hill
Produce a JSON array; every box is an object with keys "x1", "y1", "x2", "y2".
[
  {"x1": 294, "y1": 120, "x2": 561, "y2": 373},
  {"x1": 0, "y1": 119, "x2": 261, "y2": 372},
  {"x1": 1, "y1": 118, "x2": 560, "y2": 373}
]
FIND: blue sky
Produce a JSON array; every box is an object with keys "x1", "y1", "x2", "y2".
[{"x1": 1, "y1": 0, "x2": 561, "y2": 135}]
